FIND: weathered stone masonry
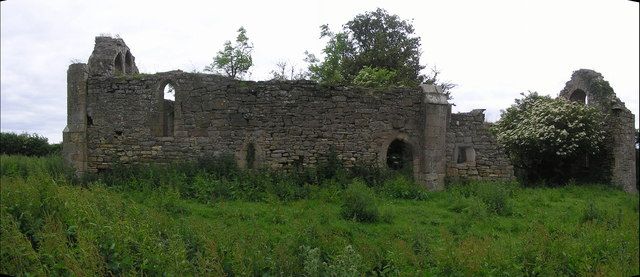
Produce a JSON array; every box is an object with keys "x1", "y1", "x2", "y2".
[
  {"x1": 64, "y1": 37, "x2": 519, "y2": 189},
  {"x1": 446, "y1": 110, "x2": 514, "y2": 181},
  {"x1": 558, "y1": 69, "x2": 637, "y2": 193}
]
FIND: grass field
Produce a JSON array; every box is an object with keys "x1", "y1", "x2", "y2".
[{"x1": 1, "y1": 155, "x2": 638, "y2": 276}]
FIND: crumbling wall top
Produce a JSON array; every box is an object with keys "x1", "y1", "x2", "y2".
[
  {"x1": 558, "y1": 69, "x2": 628, "y2": 112},
  {"x1": 87, "y1": 36, "x2": 139, "y2": 77}
]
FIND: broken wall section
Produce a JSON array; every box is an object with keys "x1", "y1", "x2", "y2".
[{"x1": 446, "y1": 109, "x2": 514, "y2": 182}]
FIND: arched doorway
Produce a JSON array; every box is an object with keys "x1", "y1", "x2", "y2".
[{"x1": 386, "y1": 139, "x2": 413, "y2": 171}]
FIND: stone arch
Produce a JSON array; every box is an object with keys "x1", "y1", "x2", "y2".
[
  {"x1": 379, "y1": 134, "x2": 417, "y2": 174},
  {"x1": 113, "y1": 52, "x2": 124, "y2": 74},
  {"x1": 569, "y1": 89, "x2": 587, "y2": 104},
  {"x1": 153, "y1": 80, "x2": 177, "y2": 137},
  {"x1": 124, "y1": 51, "x2": 134, "y2": 74}
]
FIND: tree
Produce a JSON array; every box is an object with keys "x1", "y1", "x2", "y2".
[
  {"x1": 492, "y1": 92, "x2": 606, "y2": 185},
  {"x1": 0, "y1": 132, "x2": 59, "y2": 156},
  {"x1": 306, "y1": 8, "x2": 452, "y2": 90},
  {"x1": 205, "y1": 27, "x2": 253, "y2": 79}
]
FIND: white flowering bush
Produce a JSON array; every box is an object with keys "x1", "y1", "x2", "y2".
[{"x1": 493, "y1": 92, "x2": 606, "y2": 184}]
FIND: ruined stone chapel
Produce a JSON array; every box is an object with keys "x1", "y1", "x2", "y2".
[{"x1": 63, "y1": 37, "x2": 637, "y2": 192}]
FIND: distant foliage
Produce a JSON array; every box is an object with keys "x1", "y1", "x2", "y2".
[
  {"x1": 492, "y1": 92, "x2": 606, "y2": 185},
  {"x1": 0, "y1": 132, "x2": 59, "y2": 156},
  {"x1": 205, "y1": 27, "x2": 253, "y2": 79}
]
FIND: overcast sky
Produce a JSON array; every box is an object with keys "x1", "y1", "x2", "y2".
[{"x1": 1, "y1": 0, "x2": 638, "y2": 143}]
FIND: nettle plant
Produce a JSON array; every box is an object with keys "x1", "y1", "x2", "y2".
[{"x1": 492, "y1": 92, "x2": 606, "y2": 184}]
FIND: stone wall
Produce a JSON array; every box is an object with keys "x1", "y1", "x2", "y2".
[
  {"x1": 445, "y1": 109, "x2": 514, "y2": 181},
  {"x1": 64, "y1": 36, "x2": 518, "y2": 190},
  {"x1": 84, "y1": 71, "x2": 430, "y2": 178}
]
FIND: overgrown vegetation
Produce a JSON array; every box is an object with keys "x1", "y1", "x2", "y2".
[
  {"x1": 0, "y1": 132, "x2": 61, "y2": 156},
  {"x1": 204, "y1": 26, "x2": 253, "y2": 79},
  {"x1": 1, "y1": 154, "x2": 638, "y2": 276},
  {"x1": 492, "y1": 92, "x2": 607, "y2": 185},
  {"x1": 305, "y1": 8, "x2": 455, "y2": 94}
]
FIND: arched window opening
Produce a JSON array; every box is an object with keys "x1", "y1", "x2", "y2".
[
  {"x1": 569, "y1": 89, "x2": 587, "y2": 105},
  {"x1": 155, "y1": 83, "x2": 175, "y2": 137},
  {"x1": 164, "y1": 83, "x2": 175, "y2": 101},
  {"x1": 386, "y1": 139, "x2": 413, "y2": 171},
  {"x1": 246, "y1": 143, "x2": 256, "y2": 169},
  {"x1": 125, "y1": 51, "x2": 134, "y2": 74},
  {"x1": 113, "y1": 52, "x2": 124, "y2": 74}
]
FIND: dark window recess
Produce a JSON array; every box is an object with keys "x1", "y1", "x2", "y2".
[
  {"x1": 114, "y1": 53, "x2": 124, "y2": 74},
  {"x1": 457, "y1": 147, "x2": 467, "y2": 163},
  {"x1": 457, "y1": 146, "x2": 475, "y2": 164},
  {"x1": 386, "y1": 139, "x2": 413, "y2": 171},
  {"x1": 87, "y1": 116, "x2": 93, "y2": 126},
  {"x1": 246, "y1": 143, "x2": 256, "y2": 169},
  {"x1": 569, "y1": 89, "x2": 586, "y2": 104},
  {"x1": 292, "y1": 155, "x2": 304, "y2": 168}
]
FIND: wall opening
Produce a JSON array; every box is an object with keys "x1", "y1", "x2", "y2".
[
  {"x1": 124, "y1": 51, "x2": 133, "y2": 74},
  {"x1": 456, "y1": 146, "x2": 476, "y2": 164},
  {"x1": 569, "y1": 89, "x2": 587, "y2": 105},
  {"x1": 386, "y1": 139, "x2": 413, "y2": 171},
  {"x1": 154, "y1": 82, "x2": 175, "y2": 137},
  {"x1": 246, "y1": 143, "x2": 256, "y2": 169},
  {"x1": 164, "y1": 83, "x2": 175, "y2": 101},
  {"x1": 114, "y1": 52, "x2": 124, "y2": 74}
]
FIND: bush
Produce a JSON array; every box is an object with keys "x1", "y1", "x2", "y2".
[
  {"x1": 475, "y1": 184, "x2": 513, "y2": 216},
  {"x1": 492, "y1": 92, "x2": 606, "y2": 185},
  {"x1": 341, "y1": 181, "x2": 380, "y2": 223},
  {"x1": 0, "y1": 132, "x2": 59, "y2": 156}
]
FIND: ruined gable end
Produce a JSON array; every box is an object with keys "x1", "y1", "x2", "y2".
[
  {"x1": 87, "y1": 36, "x2": 139, "y2": 77},
  {"x1": 558, "y1": 69, "x2": 637, "y2": 193}
]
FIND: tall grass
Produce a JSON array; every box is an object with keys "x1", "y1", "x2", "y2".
[{"x1": 1, "y1": 155, "x2": 638, "y2": 276}]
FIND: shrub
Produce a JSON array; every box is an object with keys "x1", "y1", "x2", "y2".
[
  {"x1": 492, "y1": 92, "x2": 606, "y2": 185},
  {"x1": 341, "y1": 181, "x2": 380, "y2": 223},
  {"x1": 317, "y1": 146, "x2": 345, "y2": 181},
  {"x1": 476, "y1": 184, "x2": 513, "y2": 216}
]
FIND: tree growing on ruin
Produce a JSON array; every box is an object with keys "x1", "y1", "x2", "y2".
[
  {"x1": 205, "y1": 27, "x2": 253, "y2": 79},
  {"x1": 492, "y1": 92, "x2": 606, "y2": 185},
  {"x1": 305, "y1": 8, "x2": 455, "y2": 93}
]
